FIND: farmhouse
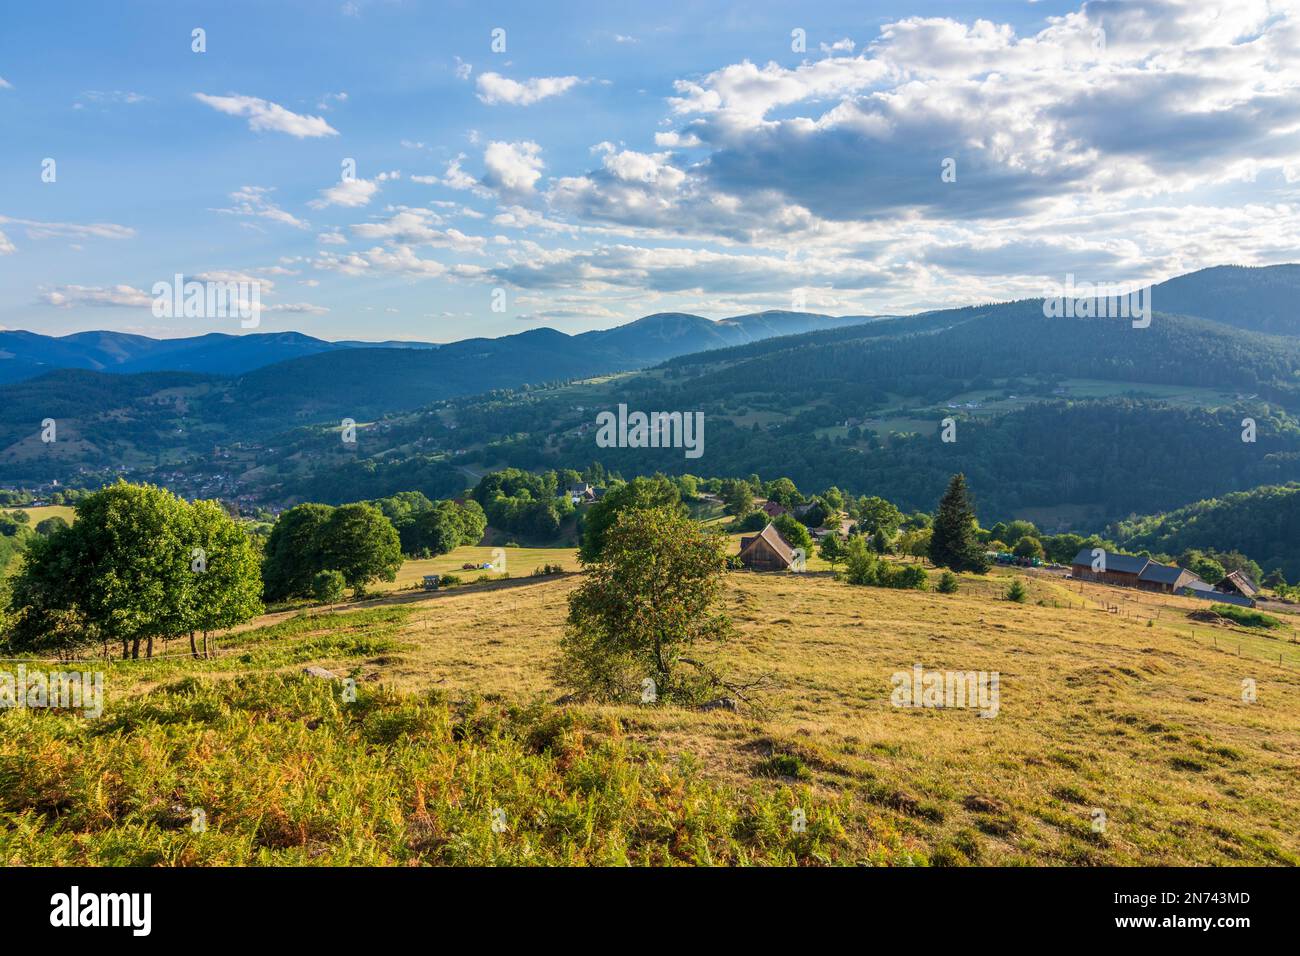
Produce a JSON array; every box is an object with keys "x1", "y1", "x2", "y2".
[
  {"x1": 1069, "y1": 548, "x2": 1258, "y2": 607},
  {"x1": 1069, "y1": 548, "x2": 1203, "y2": 594},
  {"x1": 761, "y1": 501, "x2": 787, "y2": 518},
  {"x1": 566, "y1": 484, "x2": 596, "y2": 503},
  {"x1": 738, "y1": 523, "x2": 797, "y2": 571}
]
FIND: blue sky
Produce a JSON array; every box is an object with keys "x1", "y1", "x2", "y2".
[{"x1": 1, "y1": 0, "x2": 1297, "y2": 342}]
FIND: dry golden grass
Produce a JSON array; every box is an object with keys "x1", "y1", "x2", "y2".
[
  {"x1": 361, "y1": 564, "x2": 1300, "y2": 865},
  {"x1": 371, "y1": 545, "x2": 578, "y2": 592},
  {"x1": 58, "y1": 558, "x2": 1300, "y2": 865},
  {"x1": 2, "y1": 505, "x2": 76, "y2": 525}
]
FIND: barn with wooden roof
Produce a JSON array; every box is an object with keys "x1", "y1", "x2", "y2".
[
  {"x1": 1069, "y1": 548, "x2": 1203, "y2": 594},
  {"x1": 1070, "y1": 548, "x2": 1257, "y2": 606},
  {"x1": 738, "y1": 523, "x2": 797, "y2": 572},
  {"x1": 1216, "y1": 570, "x2": 1259, "y2": 601}
]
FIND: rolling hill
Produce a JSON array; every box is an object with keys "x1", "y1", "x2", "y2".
[
  {"x1": 1113, "y1": 483, "x2": 1300, "y2": 581},
  {"x1": 1147, "y1": 264, "x2": 1300, "y2": 336},
  {"x1": 6, "y1": 264, "x2": 1300, "y2": 530},
  {"x1": 0, "y1": 330, "x2": 376, "y2": 383},
  {"x1": 0, "y1": 308, "x2": 872, "y2": 387}
]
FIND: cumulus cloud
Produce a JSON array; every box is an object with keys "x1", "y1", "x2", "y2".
[
  {"x1": 348, "y1": 207, "x2": 487, "y2": 252},
  {"x1": 194, "y1": 93, "x2": 339, "y2": 138},
  {"x1": 315, "y1": 244, "x2": 489, "y2": 279},
  {"x1": 0, "y1": 229, "x2": 13, "y2": 255},
  {"x1": 653, "y1": 0, "x2": 1300, "y2": 230},
  {"x1": 481, "y1": 141, "x2": 545, "y2": 197},
  {"x1": 309, "y1": 170, "x2": 399, "y2": 209},
  {"x1": 476, "y1": 72, "x2": 581, "y2": 105}
]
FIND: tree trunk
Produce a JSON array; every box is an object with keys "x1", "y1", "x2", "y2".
[
  {"x1": 202, "y1": 631, "x2": 209, "y2": 659},
  {"x1": 146, "y1": 635, "x2": 154, "y2": 659},
  {"x1": 121, "y1": 638, "x2": 129, "y2": 660},
  {"x1": 130, "y1": 638, "x2": 140, "y2": 659},
  {"x1": 189, "y1": 630, "x2": 198, "y2": 659}
]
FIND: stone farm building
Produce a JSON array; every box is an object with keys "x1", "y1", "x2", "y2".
[
  {"x1": 1069, "y1": 548, "x2": 1256, "y2": 607},
  {"x1": 738, "y1": 523, "x2": 797, "y2": 572}
]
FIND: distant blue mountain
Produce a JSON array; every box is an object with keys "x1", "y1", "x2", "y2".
[{"x1": 0, "y1": 310, "x2": 872, "y2": 386}]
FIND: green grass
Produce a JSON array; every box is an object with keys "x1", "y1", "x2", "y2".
[
  {"x1": 1209, "y1": 604, "x2": 1284, "y2": 629},
  {"x1": 0, "y1": 674, "x2": 903, "y2": 866}
]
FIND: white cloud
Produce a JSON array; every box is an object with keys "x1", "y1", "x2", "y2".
[
  {"x1": 476, "y1": 72, "x2": 581, "y2": 106},
  {"x1": 75, "y1": 90, "x2": 148, "y2": 108},
  {"x1": 481, "y1": 141, "x2": 545, "y2": 197},
  {"x1": 194, "y1": 93, "x2": 339, "y2": 138},
  {"x1": 309, "y1": 170, "x2": 398, "y2": 209},
  {"x1": 440, "y1": 153, "x2": 482, "y2": 192},
  {"x1": 0, "y1": 77, "x2": 11, "y2": 90},
  {"x1": 212, "y1": 186, "x2": 310, "y2": 229},
  {"x1": 454, "y1": 57, "x2": 473, "y2": 81},
  {"x1": 348, "y1": 207, "x2": 487, "y2": 252},
  {"x1": 265, "y1": 302, "x2": 329, "y2": 315},
  {"x1": 0, "y1": 215, "x2": 135, "y2": 242},
  {"x1": 40, "y1": 284, "x2": 153, "y2": 309},
  {"x1": 0, "y1": 229, "x2": 13, "y2": 255}
]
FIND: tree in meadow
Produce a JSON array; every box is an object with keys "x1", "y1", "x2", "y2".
[
  {"x1": 928, "y1": 474, "x2": 990, "y2": 573},
  {"x1": 182, "y1": 498, "x2": 263, "y2": 658},
  {"x1": 560, "y1": 507, "x2": 733, "y2": 704}
]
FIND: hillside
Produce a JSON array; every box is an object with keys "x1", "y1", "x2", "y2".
[
  {"x1": 7, "y1": 265, "x2": 1300, "y2": 530},
  {"x1": 1113, "y1": 483, "x2": 1300, "y2": 581},
  {"x1": 0, "y1": 309, "x2": 870, "y2": 482},
  {"x1": 1149, "y1": 264, "x2": 1300, "y2": 337},
  {"x1": 4, "y1": 559, "x2": 1297, "y2": 865}
]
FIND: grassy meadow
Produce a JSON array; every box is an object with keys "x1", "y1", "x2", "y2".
[
  {"x1": 373, "y1": 545, "x2": 578, "y2": 592},
  {"x1": 3, "y1": 550, "x2": 1298, "y2": 866},
  {"x1": 2, "y1": 504, "x2": 76, "y2": 526}
]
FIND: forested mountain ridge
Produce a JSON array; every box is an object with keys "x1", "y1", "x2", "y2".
[
  {"x1": 1112, "y1": 483, "x2": 1300, "y2": 581},
  {"x1": 0, "y1": 329, "x2": 429, "y2": 384},
  {"x1": 1147, "y1": 264, "x2": 1300, "y2": 337},
  {"x1": 6, "y1": 265, "x2": 1300, "y2": 535},
  {"x1": 657, "y1": 302, "x2": 1300, "y2": 409}
]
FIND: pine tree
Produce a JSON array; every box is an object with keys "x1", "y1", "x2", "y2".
[{"x1": 928, "y1": 474, "x2": 990, "y2": 573}]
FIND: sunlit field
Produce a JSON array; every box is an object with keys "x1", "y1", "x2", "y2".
[{"x1": 5, "y1": 555, "x2": 1297, "y2": 866}]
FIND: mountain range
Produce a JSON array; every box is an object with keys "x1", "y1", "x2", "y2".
[
  {"x1": 4, "y1": 264, "x2": 1300, "y2": 538},
  {"x1": 0, "y1": 309, "x2": 874, "y2": 386}
]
